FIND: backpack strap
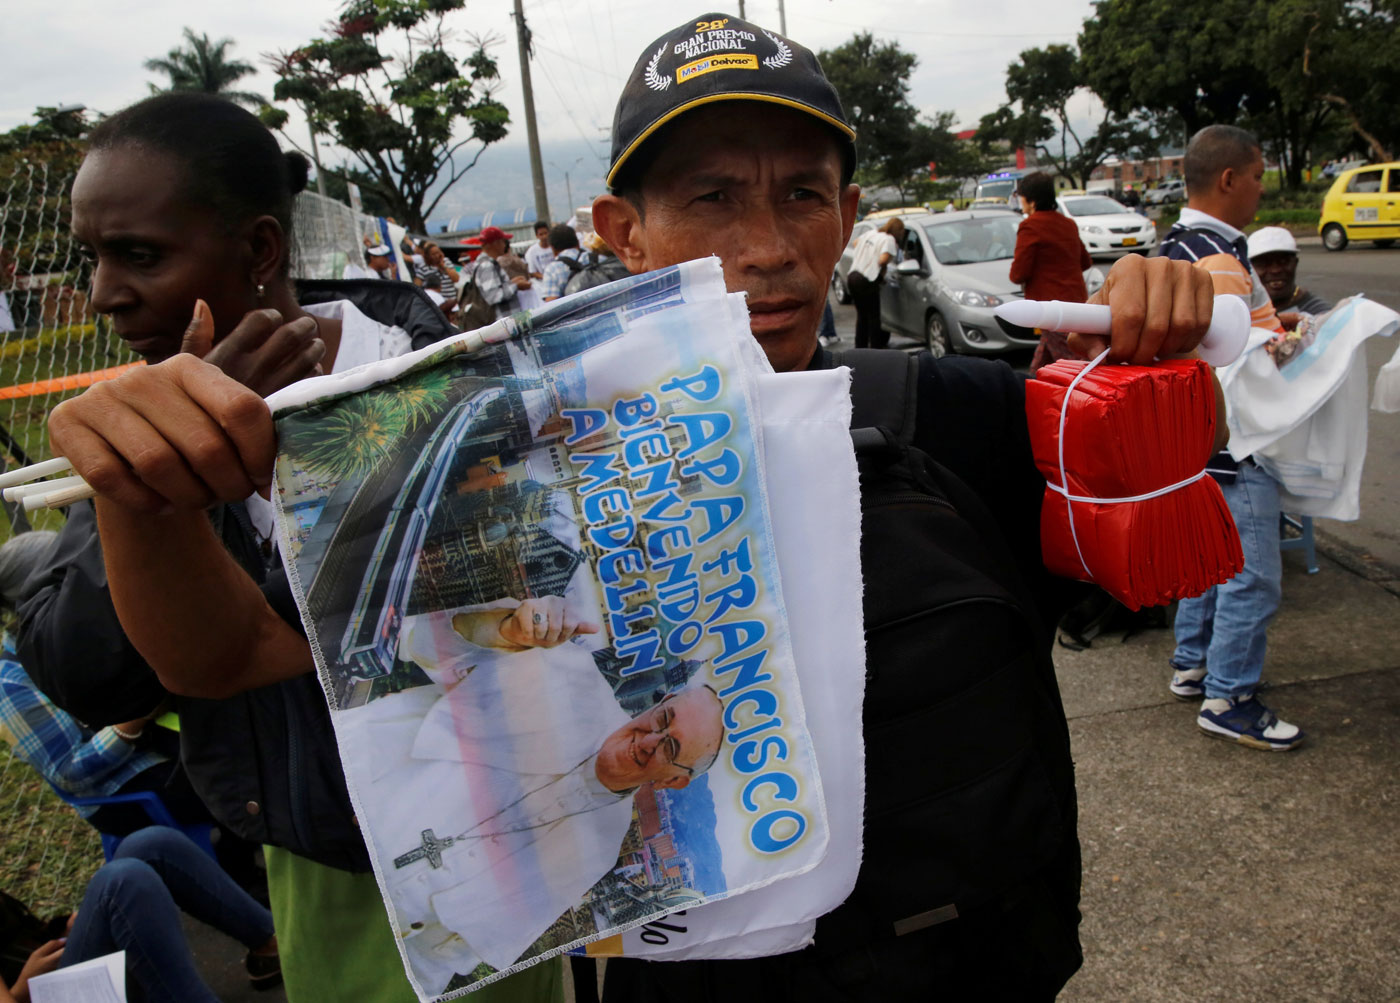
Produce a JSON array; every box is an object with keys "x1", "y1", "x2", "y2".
[{"x1": 832, "y1": 349, "x2": 919, "y2": 448}]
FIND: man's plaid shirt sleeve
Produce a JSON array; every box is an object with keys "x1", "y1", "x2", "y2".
[
  {"x1": 0, "y1": 651, "x2": 165, "y2": 802},
  {"x1": 538, "y1": 249, "x2": 582, "y2": 300}
]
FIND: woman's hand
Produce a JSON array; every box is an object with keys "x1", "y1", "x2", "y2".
[
  {"x1": 181, "y1": 300, "x2": 325, "y2": 398},
  {"x1": 48, "y1": 354, "x2": 275, "y2": 514},
  {"x1": 9, "y1": 938, "x2": 66, "y2": 1002}
]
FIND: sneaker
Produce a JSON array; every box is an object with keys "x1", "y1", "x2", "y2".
[
  {"x1": 818, "y1": 334, "x2": 840, "y2": 348},
  {"x1": 1198, "y1": 695, "x2": 1304, "y2": 751},
  {"x1": 1168, "y1": 663, "x2": 1207, "y2": 700},
  {"x1": 245, "y1": 949, "x2": 282, "y2": 992}
]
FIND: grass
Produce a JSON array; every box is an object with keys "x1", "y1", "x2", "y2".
[{"x1": 0, "y1": 745, "x2": 105, "y2": 918}]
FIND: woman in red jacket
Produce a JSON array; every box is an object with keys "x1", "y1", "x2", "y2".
[{"x1": 1009, "y1": 171, "x2": 1092, "y2": 373}]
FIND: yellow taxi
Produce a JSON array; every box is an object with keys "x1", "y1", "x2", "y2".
[{"x1": 1319, "y1": 161, "x2": 1400, "y2": 251}]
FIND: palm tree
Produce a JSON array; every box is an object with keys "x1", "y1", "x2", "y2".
[{"x1": 144, "y1": 29, "x2": 266, "y2": 108}]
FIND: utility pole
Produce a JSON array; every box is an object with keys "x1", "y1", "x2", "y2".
[
  {"x1": 514, "y1": 0, "x2": 550, "y2": 222},
  {"x1": 307, "y1": 120, "x2": 328, "y2": 199},
  {"x1": 778, "y1": 0, "x2": 786, "y2": 34},
  {"x1": 551, "y1": 157, "x2": 583, "y2": 215},
  {"x1": 738, "y1": 0, "x2": 745, "y2": 16}
]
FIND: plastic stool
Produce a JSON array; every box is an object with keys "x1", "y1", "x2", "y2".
[
  {"x1": 1279, "y1": 513, "x2": 1319, "y2": 574},
  {"x1": 47, "y1": 782, "x2": 216, "y2": 862}
]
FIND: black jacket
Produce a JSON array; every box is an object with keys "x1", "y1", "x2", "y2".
[{"x1": 17, "y1": 280, "x2": 455, "y2": 871}]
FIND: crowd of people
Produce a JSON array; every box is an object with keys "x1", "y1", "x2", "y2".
[
  {"x1": 344, "y1": 209, "x2": 632, "y2": 332},
  {"x1": 0, "y1": 10, "x2": 1345, "y2": 1003}
]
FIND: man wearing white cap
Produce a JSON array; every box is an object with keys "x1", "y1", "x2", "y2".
[
  {"x1": 343, "y1": 243, "x2": 396, "y2": 281},
  {"x1": 1247, "y1": 226, "x2": 1332, "y2": 317}
]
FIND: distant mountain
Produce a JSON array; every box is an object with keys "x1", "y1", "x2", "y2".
[
  {"x1": 659, "y1": 776, "x2": 725, "y2": 895},
  {"x1": 426, "y1": 136, "x2": 611, "y2": 225}
]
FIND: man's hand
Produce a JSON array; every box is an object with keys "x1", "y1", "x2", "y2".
[
  {"x1": 1277, "y1": 310, "x2": 1302, "y2": 332},
  {"x1": 181, "y1": 300, "x2": 325, "y2": 398},
  {"x1": 1071, "y1": 255, "x2": 1215, "y2": 365},
  {"x1": 48, "y1": 354, "x2": 275, "y2": 513},
  {"x1": 511, "y1": 275, "x2": 532, "y2": 290},
  {"x1": 10, "y1": 938, "x2": 66, "y2": 1002}
]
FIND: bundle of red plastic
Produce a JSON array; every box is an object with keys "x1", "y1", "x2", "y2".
[{"x1": 1026, "y1": 355, "x2": 1244, "y2": 610}]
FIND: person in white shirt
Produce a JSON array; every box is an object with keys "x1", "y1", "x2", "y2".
[
  {"x1": 846, "y1": 218, "x2": 904, "y2": 349},
  {"x1": 342, "y1": 243, "x2": 395, "y2": 281},
  {"x1": 524, "y1": 221, "x2": 555, "y2": 280}
]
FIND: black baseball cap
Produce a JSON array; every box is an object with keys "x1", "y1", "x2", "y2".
[{"x1": 607, "y1": 13, "x2": 856, "y2": 190}]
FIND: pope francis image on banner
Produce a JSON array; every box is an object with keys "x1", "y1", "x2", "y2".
[{"x1": 334, "y1": 587, "x2": 726, "y2": 993}]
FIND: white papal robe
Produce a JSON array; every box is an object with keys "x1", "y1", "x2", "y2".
[{"x1": 335, "y1": 611, "x2": 632, "y2": 991}]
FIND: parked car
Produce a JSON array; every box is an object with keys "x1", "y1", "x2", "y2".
[
  {"x1": 878, "y1": 210, "x2": 1105, "y2": 357},
  {"x1": 832, "y1": 209, "x2": 930, "y2": 303},
  {"x1": 1144, "y1": 179, "x2": 1186, "y2": 205},
  {"x1": 1318, "y1": 161, "x2": 1400, "y2": 251},
  {"x1": 1321, "y1": 158, "x2": 1367, "y2": 179},
  {"x1": 1057, "y1": 194, "x2": 1158, "y2": 257}
]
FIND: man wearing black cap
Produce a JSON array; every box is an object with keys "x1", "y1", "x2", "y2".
[
  {"x1": 38, "y1": 12, "x2": 1216, "y2": 1001},
  {"x1": 591, "y1": 13, "x2": 1217, "y2": 1002}
]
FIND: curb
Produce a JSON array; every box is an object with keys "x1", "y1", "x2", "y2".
[{"x1": 1314, "y1": 527, "x2": 1400, "y2": 599}]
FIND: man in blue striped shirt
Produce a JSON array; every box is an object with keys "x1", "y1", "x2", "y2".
[{"x1": 1158, "y1": 126, "x2": 1303, "y2": 752}]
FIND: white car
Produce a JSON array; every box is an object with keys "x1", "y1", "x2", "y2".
[
  {"x1": 1057, "y1": 195, "x2": 1158, "y2": 258},
  {"x1": 1144, "y1": 179, "x2": 1186, "y2": 205}
]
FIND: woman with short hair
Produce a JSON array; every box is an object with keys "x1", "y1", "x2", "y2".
[{"x1": 1009, "y1": 171, "x2": 1093, "y2": 373}]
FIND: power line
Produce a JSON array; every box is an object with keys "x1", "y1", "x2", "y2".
[
  {"x1": 534, "y1": 56, "x2": 610, "y2": 167},
  {"x1": 796, "y1": 10, "x2": 1079, "y2": 38}
]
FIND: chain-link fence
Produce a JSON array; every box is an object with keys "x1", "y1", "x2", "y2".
[
  {"x1": 0, "y1": 163, "x2": 394, "y2": 528},
  {"x1": 0, "y1": 159, "x2": 392, "y2": 919},
  {"x1": 291, "y1": 189, "x2": 392, "y2": 281}
]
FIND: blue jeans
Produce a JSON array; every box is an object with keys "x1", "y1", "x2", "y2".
[
  {"x1": 64, "y1": 827, "x2": 275, "y2": 1003},
  {"x1": 1172, "y1": 462, "x2": 1283, "y2": 699},
  {"x1": 819, "y1": 300, "x2": 837, "y2": 342}
]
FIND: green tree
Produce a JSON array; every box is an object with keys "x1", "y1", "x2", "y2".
[
  {"x1": 265, "y1": 0, "x2": 509, "y2": 233},
  {"x1": 318, "y1": 164, "x2": 396, "y2": 218},
  {"x1": 144, "y1": 28, "x2": 266, "y2": 108},
  {"x1": 1079, "y1": 0, "x2": 1398, "y2": 186},
  {"x1": 927, "y1": 130, "x2": 994, "y2": 202},
  {"x1": 979, "y1": 44, "x2": 1157, "y2": 188},
  {"x1": 0, "y1": 107, "x2": 90, "y2": 282},
  {"x1": 1078, "y1": 0, "x2": 1264, "y2": 138},
  {"x1": 1301, "y1": 0, "x2": 1399, "y2": 163},
  {"x1": 819, "y1": 33, "x2": 967, "y2": 204}
]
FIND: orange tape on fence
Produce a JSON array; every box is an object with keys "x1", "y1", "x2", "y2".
[{"x1": 0, "y1": 362, "x2": 144, "y2": 401}]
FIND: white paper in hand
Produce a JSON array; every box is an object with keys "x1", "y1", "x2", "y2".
[{"x1": 28, "y1": 951, "x2": 126, "y2": 1003}]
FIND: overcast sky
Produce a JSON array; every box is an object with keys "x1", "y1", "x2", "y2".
[{"x1": 5, "y1": 0, "x2": 1099, "y2": 218}]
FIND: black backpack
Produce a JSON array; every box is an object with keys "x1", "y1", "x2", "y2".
[
  {"x1": 561, "y1": 251, "x2": 632, "y2": 296},
  {"x1": 818, "y1": 349, "x2": 1081, "y2": 970}
]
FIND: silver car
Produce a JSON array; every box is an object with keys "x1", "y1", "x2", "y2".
[
  {"x1": 832, "y1": 210, "x2": 933, "y2": 303},
  {"x1": 879, "y1": 210, "x2": 1105, "y2": 357}
]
